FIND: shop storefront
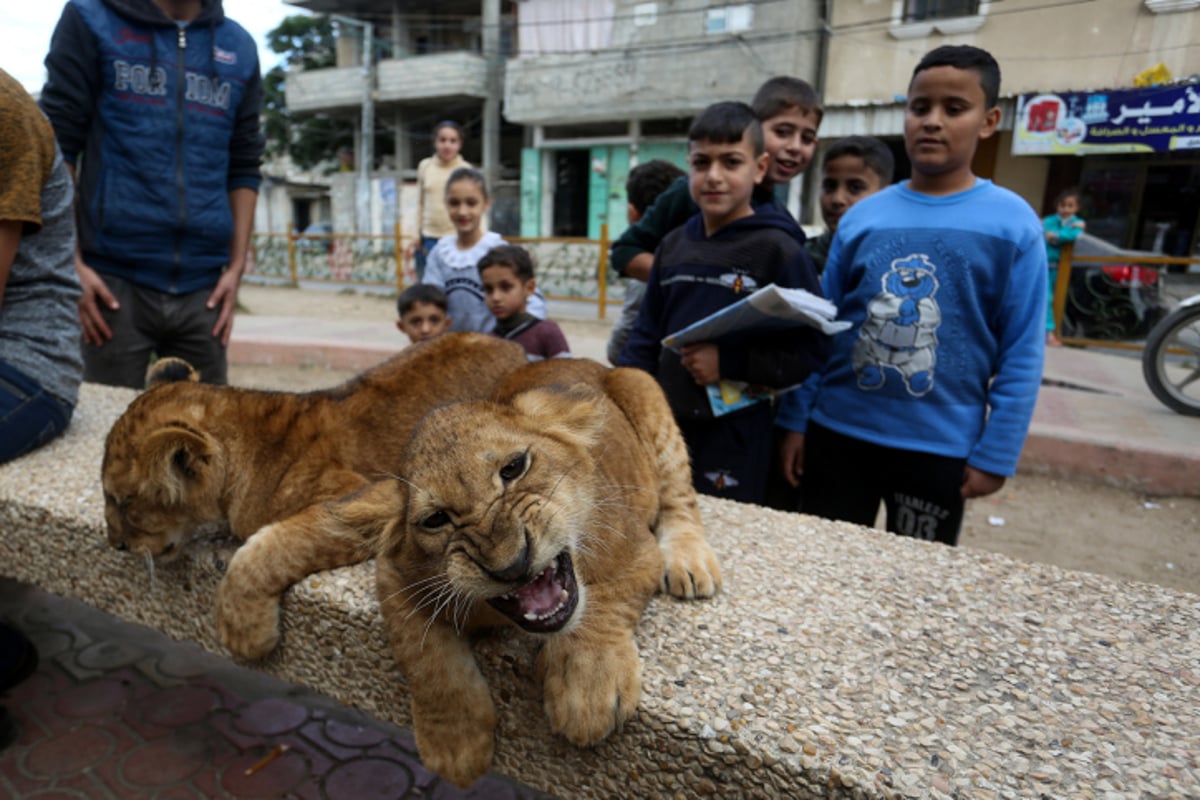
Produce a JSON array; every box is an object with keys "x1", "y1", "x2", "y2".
[{"x1": 1013, "y1": 83, "x2": 1200, "y2": 259}]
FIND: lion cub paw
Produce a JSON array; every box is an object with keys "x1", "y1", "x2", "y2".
[
  {"x1": 215, "y1": 588, "x2": 280, "y2": 660},
  {"x1": 540, "y1": 639, "x2": 641, "y2": 746},
  {"x1": 215, "y1": 549, "x2": 281, "y2": 661},
  {"x1": 660, "y1": 536, "x2": 722, "y2": 599},
  {"x1": 415, "y1": 711, "x2": 495, "y2": 789}
]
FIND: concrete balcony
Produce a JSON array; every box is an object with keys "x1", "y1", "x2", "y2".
[
  {"x1": 286, "y1": 65, "x2": 366, "y2": 114},
  {"x1": 285, "y1": 52, "x2": 492, "y2": 115},
  {"x1": 377, "y1": 52, "x2": 491, "y2": 102},
  {"x1": 504, "y1": 34, "x2": 815, "y2": 125}
]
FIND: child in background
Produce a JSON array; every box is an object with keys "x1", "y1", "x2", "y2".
[
  {"x1": 1042, "y1": 187, "x2": 1085, "y2": 346},
  {"x1": 777, "y1": 45, "x2": 1046, "y2": 546},
  {"x1": 606, "y1": 159, "x2": 687, "y2": 364},
  {"x1": 478, "y1": 245, "x2": 570, "y2": 360},
  {"x1": 619, "y1": 101, "x2": 827, "y2": 505},
  {"x1": 805, "y1": 136, "x2": 895, "y2": 274},
  {"x1": 611, "y1": 77, "x2": 823, "y2": 283},
  {"x1": 395, "y1": 284, "x2": 452, "y2": 344},
  {"x1": 422, "y1": 167, "x2": 546, "y2": 334},
  {"x1": 409, "y1": 121, "x2": 470, "y2": 280}
]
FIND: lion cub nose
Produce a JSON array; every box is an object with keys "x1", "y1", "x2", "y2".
[{"x1": 487, "y1": 545, "x2": 531, "y2": 583}]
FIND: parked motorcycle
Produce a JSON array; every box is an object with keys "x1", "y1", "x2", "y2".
[{"x1": 1142, "y1": 292, "x2": 1200, "y2": 416}]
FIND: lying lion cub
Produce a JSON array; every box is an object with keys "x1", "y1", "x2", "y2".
[
  {"x1": 100, "y1": 333, "x2": 528, "y2": 657},
  {"x1": 360, "y1": 358, "x2": 722, "y2": 787}
]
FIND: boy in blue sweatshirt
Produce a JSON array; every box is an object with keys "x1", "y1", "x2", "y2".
[
  {"x1": 619, "y1": 101, "x2": 827, "y2": 505},
  {"x1": 776, "y1": 45, "x2": 1046, "y2": 545}
]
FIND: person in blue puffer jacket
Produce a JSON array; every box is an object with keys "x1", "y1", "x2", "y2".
[{"x1": 39, "y1": 0, "x2": 264, "y2": 388}]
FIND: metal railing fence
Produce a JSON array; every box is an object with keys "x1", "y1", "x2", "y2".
[{"x1": 249, "y1": 223, "x2": 619, "y2": 319}]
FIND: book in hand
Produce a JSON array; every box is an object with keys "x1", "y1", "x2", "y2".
[
  {"x1": 660, "y1": 283, "x2": 849, "y2": 354},
  {"x1": 660, "y1": 284, "x2": 848, "y2": 418}
]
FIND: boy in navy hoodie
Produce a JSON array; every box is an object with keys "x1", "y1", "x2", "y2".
[{"x1": 619, "y1": 101, "x2": 827, "y2": 505}]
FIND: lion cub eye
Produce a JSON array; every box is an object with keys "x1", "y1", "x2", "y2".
[
  {"x1": 420, "y1": 511, "x2": 450, "y2": 530},
  {"x1": 499, "y1": 452, "x2": 528, "y2": 483}
]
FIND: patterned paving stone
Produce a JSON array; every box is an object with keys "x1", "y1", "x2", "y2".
[
  {"x1": 120, "y1": 734, "x2": 216, "y2": 787},
  {"x1": 0, "y1": 581, "x2": 557, "y2": 799},
  {"x1": 232, "y1": 697, "x2": 310, "y2": 737},
  {"x1": 23, "y1": 725, "x2": 116, "y2": 778},
  {"x1": 141, "y1": 686, "x2": 222, "y2": 728},
  {"x1": 323, "y1": 757, "x2": 415, "y2": 796},
  {"x1": 76, "y1": 640, "x2": 145, "y2": 671},
  {"x1": 219, "y1": 748, "x2": 311, "y2": 797},
  {"x1": 54, "y1": 677, "x2": 131, "y2": 719},
  {"x1": 322, "y1": 718, "x2": 390, "y2": 748}
]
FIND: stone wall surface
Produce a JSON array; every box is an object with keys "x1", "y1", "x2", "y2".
[{"x1": 2, "y1": 384, "x2": 1198, "y2": 798}]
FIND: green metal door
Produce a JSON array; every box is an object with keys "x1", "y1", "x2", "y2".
[
  {"x1": 637, "y1": 141, "x2": 689, "y2": 172},
  {"x1": 520, "y1": 147, "x2": 541, "y2": 238},
  {"x1": 587, "y1": 146, "x2": 633, "y2": 241}
]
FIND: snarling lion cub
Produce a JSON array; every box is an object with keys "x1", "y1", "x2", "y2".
[
  {"x1": 360, "y1": 358, "x2": 722, "y2": 787},
  {"x1": 100, "y1": 333, "x2": 528, "y2": 656}
]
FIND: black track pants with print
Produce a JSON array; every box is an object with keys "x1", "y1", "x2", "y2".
[{"x1": 800, "y1": 421, "x2": 967, "y2": 545}]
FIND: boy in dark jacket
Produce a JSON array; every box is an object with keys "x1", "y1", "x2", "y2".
[
  {"x1": 40, "y1": 0, "x2": 265, "y2": 388},
  {"x1": 610, "y1": 76, "x2": 821, "y2": 283},
  {"x1": 479, "y1": 245, "x2": 570, "y2": 361},
  {"x1": 619, "y1": 102, "x2": 827, "y2": 505}
]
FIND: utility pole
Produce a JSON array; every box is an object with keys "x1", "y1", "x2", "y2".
[
  {"x1": 481, "y1": 0, "x2": 501, "y2": 194},
  {"x1": 332, "y1": 14, "x2": 374, "y2": 234}
]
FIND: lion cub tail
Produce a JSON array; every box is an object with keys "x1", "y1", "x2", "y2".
[{"x1": 146, "y1": 357, "x2": 200, "y2": 389}]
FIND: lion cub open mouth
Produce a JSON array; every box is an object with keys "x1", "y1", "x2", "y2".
[{"x1": 487, "y1": 550, "x2": 578, "y2": 633}]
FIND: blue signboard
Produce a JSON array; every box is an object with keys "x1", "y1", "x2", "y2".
[{"x1": 1013, "y1": 84, "x2": 1200, "y2": 155}]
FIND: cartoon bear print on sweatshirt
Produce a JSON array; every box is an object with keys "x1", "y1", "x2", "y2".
[{"x1": 851, "y1": 253, "x2": 941, "y2": 396}]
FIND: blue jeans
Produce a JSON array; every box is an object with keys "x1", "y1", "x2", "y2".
[
  {"x1": 414, "y1": 235, "x2": 439, "y2": 282},
  {"x1": 0, "y1": 360, "x2": 74, "y2": 464}
]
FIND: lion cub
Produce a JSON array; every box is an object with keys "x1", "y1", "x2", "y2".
[
  {"x1": 100, "y1": 333, "x2": 528, "y2": 658},
  {"x1": 362, "y1": 358, "x2": 722, "y2": 787}
]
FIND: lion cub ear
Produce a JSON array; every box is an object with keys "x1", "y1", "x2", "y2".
[
  {"x1": 146, "y1": 357, "x2": 200, "y2": 389},
  {"x1": 142, "y1": 425, "x2": 215, "y2": 503},
  {"x1": 510, "y1": 384, "x2": 605, "y2": 451}
]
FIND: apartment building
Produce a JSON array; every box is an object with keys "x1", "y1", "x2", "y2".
[
  {"x1": 277, "y1": 0, "x2": 1200, "y2": 255},
  {"x1": 504, "y1": 1, "x2": 822, "y2": 239},
  {"x1": 278, "y1": 0, "x2": 821, "y2": 241}
]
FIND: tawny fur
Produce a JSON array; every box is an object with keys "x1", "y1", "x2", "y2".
[
  {"x1": 356, "y1": 359, "x2": 722, "y2": 787},
  {"x1": 100, "y1": 334, "x2": 528, "y2": 659}
]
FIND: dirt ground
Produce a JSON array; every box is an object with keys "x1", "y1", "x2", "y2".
[{"x1": 230, "y1": 283, "x2": 1200, "y2": 595}]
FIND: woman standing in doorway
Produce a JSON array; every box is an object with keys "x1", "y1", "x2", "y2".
[{"x1": 409, "y1": 121, "x2": 470, "y2": 280}]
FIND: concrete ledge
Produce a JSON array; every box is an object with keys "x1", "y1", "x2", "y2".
[{"x1": 3, "y1": 384, "x2": 1198, "y2": 798}]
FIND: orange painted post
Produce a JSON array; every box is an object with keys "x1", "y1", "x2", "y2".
[
  {"x1": 597, "y1": 223, "x2": 609, "y2": 320},
  {"x1": 287, "y1": 230, "x2": 298, "y2": 285},
  {"x1": 394, "y1": 220, "x2": 404, "y2": 290}
]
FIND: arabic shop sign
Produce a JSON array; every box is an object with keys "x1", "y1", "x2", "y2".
[{"x1": 1013, "y1": 84, "x2": 1200, "y2": 156}]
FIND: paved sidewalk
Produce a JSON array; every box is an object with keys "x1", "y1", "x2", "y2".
[{"x1": 0, "y1": 579, "x2": 552, "y2": 799}]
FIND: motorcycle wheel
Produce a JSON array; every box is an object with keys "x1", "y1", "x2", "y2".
[{"x1": 1141, "y1": 302, "x2": 1200, "y2": 416}]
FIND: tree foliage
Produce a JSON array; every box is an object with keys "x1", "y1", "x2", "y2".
[{"x1": 262, "y1": 15, "x2": 354, "y2": 170}]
